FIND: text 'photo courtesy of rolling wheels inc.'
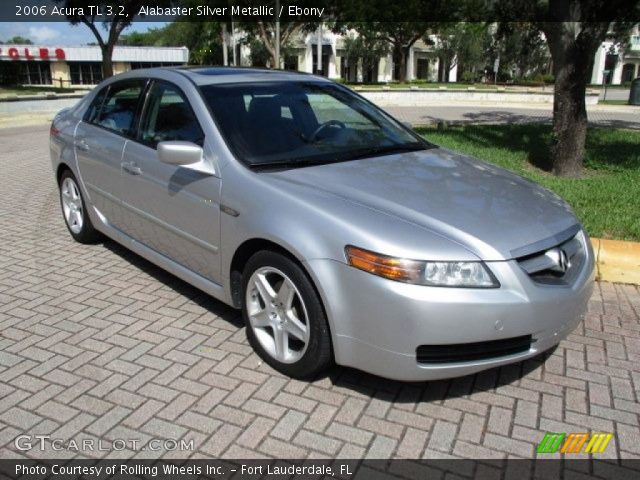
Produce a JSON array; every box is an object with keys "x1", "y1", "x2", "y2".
[{"x1": 1, "y1": 1, "x2": 640, "y2": 480}]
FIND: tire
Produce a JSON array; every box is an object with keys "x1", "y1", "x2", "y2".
[
  {"x1": 242, "y1": 250, "x2": 332, "y2": 379},
  {"x1": 59, "y1": 169, "x2": 101, "y2": 244}
]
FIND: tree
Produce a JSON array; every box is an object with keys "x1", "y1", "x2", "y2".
[
  {"x1": 431, "y1": 23, "x2": 490, "y2": 82},
  {"x1": 334, "y1": 1, "x2": 461, "y2": 82},
  {"x1": 495, "y1": 23, "x2": 551, "y2": 81},
  {"x1": 119, "y1": 21, "x2": 224, "y2": 65},
  {"x1": 240, "y1": 20, "x2": 311, "y2": 69},
  {"x1": 336, "y1": 21, "x2": 431, "y2": 82},
  {"x1": 342, "y1": 27, "x2": 390, "y2": 82},
  {"x1": 495, "y1": 0, "x2": 640, "y2": 177},
  {"x1": 53, "y1": 0, "x2": 169, "y2": 78},
  {"x1": 1, "y1": 36, "x2": 33, "y2": 44},
  {"x1": 196, "y1": 0, "x2": 319, "y2": 69}
]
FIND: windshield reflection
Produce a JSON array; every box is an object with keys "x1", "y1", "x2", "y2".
[{"x1": 199, "y1": 82, "x2": 430, "y2": 168}]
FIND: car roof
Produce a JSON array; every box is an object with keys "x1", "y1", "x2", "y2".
[{"x1": 155, "y1": 66, "x2": 332, "y2": 86}]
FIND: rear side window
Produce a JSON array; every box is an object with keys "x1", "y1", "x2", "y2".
[
  {"x1": 89, "y1": 80, "x2": 145, "y2": 136},
  {"x1": 138, "y1": 81, "x2": 204, "y2": 148}
]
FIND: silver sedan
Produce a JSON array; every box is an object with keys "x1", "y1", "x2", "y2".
[{"x1": 50, "y1": 67, "x2": 594, "y2": 381}]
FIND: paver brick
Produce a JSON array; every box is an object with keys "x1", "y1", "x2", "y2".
[
  {"x1": 271, "y1": 410, "x2": 307, "y2": 441},
  {"x1": 0, "y1": 407, "x2": 42, "y2": 430},
  {"x1": 428, "y1": 420, "x2": 457, "y2": 453},
  {"x1": 366, "y1": 435, "x2": 397, "y2": 459},
  {"x1": 396, "y1": 427, "x2": 429, "y2": 458},
  {"x1": 326, "y1": 422, "x2": 373, "y2": 446},
  {"x1": 236, "y1": 416, "x2": 275, "y2": 449},
  {"x1": 457, "y1": 413, "x2": 485, "y2": 444},
  {"x1": 294, "y1": 429, "x2": 342, "y2": 455}
]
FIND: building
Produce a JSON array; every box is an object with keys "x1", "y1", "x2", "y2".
[
  {"x1": 0, "y1": 44, "x2": 188, "y2": 87},
  {"x1": 591, "y1": 25, "x2": 640, "y2": 85}
]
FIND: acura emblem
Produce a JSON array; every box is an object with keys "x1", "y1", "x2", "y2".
[{"x1": 545, "y1": 248, "x2": 570, "y2": 274}]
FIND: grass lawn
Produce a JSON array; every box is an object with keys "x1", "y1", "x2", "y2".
[
  {"x1": 599, "y1": 100, "x2": 632, "y2": 106},
  {"x1": 416, "y1": 125, "x2": 640, "y2": 242}
]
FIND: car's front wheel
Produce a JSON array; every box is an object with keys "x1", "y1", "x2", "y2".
[
  {"x1": 242, "y1": 251, "x2": 332, "y2": 379},
  {"x1": 59, "y1": 169, "x2": 101, "y2": 244}
]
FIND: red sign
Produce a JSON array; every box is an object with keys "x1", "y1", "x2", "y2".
[{"x1": 0, "y1": 47, "x2": 66, "y2": 61}]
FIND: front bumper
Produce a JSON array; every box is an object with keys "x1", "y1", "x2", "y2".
[{"x1": 306, "y1": 237, "x2": 595, "y2": 382}]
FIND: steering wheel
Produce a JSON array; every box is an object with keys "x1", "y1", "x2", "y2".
[{"x1": 306, "y1": 120, "x2": 346, "y2": 143}]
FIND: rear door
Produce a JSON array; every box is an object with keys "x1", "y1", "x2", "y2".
[
  {"x1": 118, "y1": 79, "x2": 222, "y2": 283},
  {"x1": 75, "y1": 79, "x2": 146, "y2": 229}
]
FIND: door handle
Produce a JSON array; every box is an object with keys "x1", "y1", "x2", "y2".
[
  {"x1": 75, "y1": 139, "x2": 89, "y2": 152},
  {"x1": 122, "y1": 162, "x2": 142, "y2": 175}
]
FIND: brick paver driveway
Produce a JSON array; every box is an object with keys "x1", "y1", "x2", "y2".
[{"x1": 1, "y1": 125, "x2": 639, "y2": 460}]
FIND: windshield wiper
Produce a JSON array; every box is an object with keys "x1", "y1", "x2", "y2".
[
  {"x1": 249, "y1": 143, "x2": 429, "y2": 171},
  {"x1": 249, "y1": 159, "x2": 333, "y2": 171},
  {"x1": 347, "y1": 143, "x2": 428, "y2": 161}
]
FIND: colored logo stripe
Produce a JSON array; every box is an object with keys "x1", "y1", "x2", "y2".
[
  {"x1": 537, "y1": 433, "x2": 566, "y2": 453},
  {"x1": 561, "y1": 433, "x2": 589, "y2": 453},
  {"x1": 584, "y1": 433, "x2": 613, "y2": 454}
]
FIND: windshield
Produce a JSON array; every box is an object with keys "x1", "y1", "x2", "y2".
[{"x1": 199, "y1": 81, "x2": 430, "y2": 168}]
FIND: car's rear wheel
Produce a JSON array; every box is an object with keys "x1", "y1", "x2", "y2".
[
  {"x1": 242, "y1": 250, "x2": 332, "y2": 379},
  {"x1": 59, "y1": 170, "x2": 101, "y2": 243}
]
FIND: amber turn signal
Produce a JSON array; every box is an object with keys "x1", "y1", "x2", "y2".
[{"x1": 345, "y1": 246, "x2": 422, "y2": 283}]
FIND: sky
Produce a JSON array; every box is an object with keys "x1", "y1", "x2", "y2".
[{"x1": 0, "y1": 22, "x2": 166, "y2": 45}]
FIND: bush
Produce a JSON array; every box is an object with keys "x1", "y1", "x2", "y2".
[{"x1": 460, "y1": 71, "x2": 476, "y2": 84}]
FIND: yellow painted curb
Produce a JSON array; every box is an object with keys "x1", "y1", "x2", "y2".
[{"x1": 591, "y1": 237, "x2": 640, "y2": 285}]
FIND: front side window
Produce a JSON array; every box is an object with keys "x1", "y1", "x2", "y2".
[
  {"x1": 92, "y1": 81, "x2": 145, "y2": 136},
  {"x1": 199, "y1": 82, "x2": 428, "y2": 168},
  {"x1": 138, "y1": 81, "x2": 204, "y2": 147}
]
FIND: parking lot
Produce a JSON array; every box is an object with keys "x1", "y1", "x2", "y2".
[{"x1": 0, "y1": 124, "x2": 639, "y2": 461}]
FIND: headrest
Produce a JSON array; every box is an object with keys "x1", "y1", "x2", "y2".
[{"x1": 248, "y1": 96, "x2": 282, "y2": 124}]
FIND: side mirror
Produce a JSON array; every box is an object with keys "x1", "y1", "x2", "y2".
[{"x1": 157, "y1": 141, "x2": 202, "y2": 166}]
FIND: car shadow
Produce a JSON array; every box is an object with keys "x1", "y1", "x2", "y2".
[
  {"x1": 319, "y1": 347, "x2": 557, "y2": 403},
  {"x1": 101, "y1": 238, "x2": 243, "y2": 328}
]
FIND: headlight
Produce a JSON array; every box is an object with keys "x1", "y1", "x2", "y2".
[{"x1": 345, "y1": 246, "x2": 499, "y2": 288}]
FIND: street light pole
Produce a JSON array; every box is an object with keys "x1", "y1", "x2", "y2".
[
  {"x1": 231, "y1": 20, "x2": 237, "y2": 66},
  {"x1": 316, "y1": 23, "x2": 322, "y2": 75},
  {"x1": 222, "y1": 22, "x2": 228, "y2": 66},
  {"x1": 275, "y1": 0, "x2": 280, "y2": 69}
]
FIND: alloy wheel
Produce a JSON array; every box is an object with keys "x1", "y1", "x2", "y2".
[
  {"x1": 245, "y1": 266, "x2": 310, "y2": 364},
  {"x1": 61, "y1": 177, "x2": 84, "y2": 234}
]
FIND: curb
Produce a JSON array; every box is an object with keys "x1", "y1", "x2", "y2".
[
  {"x1": 591, "y1": 238, "x2": 640, "y2": 285},
  {"x1": 0, "y1": 93, "x2": 86, "y2": 102}
]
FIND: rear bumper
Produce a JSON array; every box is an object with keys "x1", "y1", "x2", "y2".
[{"x1": 306, "y1": 235, "x2": 595, "y2": 382}]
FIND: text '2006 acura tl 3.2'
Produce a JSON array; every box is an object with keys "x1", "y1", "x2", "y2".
[{"x1": 50, "y1": 67, "x2": 594, "y2": 381}]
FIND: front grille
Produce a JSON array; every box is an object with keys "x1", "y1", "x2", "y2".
[
  {"x1": 516, "y1": 232, "x2": 585, "y2": 285},
  {"x1": 416, "y1": 335, "x2": 532, "y2": 364}
]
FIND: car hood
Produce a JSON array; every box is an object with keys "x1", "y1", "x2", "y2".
[{"x1": 267, "y1": 148, "x2": 578, "y2": 260}]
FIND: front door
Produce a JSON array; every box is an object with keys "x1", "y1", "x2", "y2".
[{"x1": 118, "y1": 80, "x2": 222, "y2": 283}]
